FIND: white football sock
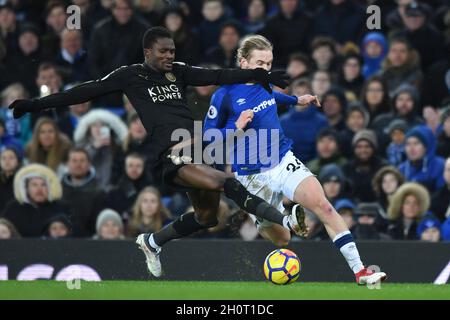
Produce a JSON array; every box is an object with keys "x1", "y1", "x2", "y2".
[{"x1": 333, "y1": 231, "x2": 364, "y2": 274}]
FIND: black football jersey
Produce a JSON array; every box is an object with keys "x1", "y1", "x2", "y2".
[{"x1": 34, "y1": 62, "x2": 257, "y2": 163}]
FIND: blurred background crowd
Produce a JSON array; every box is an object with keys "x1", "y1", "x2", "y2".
[{"x1": 0, "y1": 0, "x2": 449, "y2": 242}]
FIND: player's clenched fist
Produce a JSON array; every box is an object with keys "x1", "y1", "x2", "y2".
[
  {"x1": 8, "y1": 99, "x2": 37, "y2": 119},
  {"x1": 297, "y1": 94, "x2": 321, "y2": 107},
  {"x1": 235, "y1": 109, "x2": 254, "y2": 130}
]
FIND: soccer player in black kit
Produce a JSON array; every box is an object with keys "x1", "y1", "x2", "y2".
[{"x1": 9, "y1": 27, "x2": 304, "y2": 277}]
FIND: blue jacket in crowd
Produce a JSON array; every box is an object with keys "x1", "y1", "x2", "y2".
[
  {"x1": 280, "y1": 106, "x2": 329, "y2": 163},
  {"x1": 398, "y1": 125, "x2": 445, "y2": 192}
]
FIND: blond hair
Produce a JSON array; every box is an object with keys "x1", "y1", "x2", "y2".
[
  {"x1": 127, "y1": 186, "x2": 172, "y2": 236},
  {"x1": 236, "y1": 34, "x2": 273, "y2": 65},
  {"x1": 25, "y1": 117, "x2": 71, "y2": 171}
]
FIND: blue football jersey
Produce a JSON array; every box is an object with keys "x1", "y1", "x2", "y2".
[{"x1": 203, "y1": 83, "x2": 297, "y2": 175}]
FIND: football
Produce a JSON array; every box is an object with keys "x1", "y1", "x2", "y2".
[{"x1": 263, "y1": 249, "x2": 301, "y2": 285}]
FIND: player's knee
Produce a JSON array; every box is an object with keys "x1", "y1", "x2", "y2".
[
  {"x1": 315, "y1": 198, "x2": 336, "y2": 219},
  {"x1": 223, "y1": 178, "x2": 246, "y2": 199}
]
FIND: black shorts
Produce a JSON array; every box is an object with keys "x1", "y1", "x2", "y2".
[{"x1": 153, "y1": 146, "x2": 196, "y2": 192}]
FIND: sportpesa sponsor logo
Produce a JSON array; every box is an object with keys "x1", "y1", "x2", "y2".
[{"x1": 252, "y1": 98, "x2": 276, "y2": 113}]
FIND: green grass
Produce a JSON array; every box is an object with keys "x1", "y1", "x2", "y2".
[{"x1": 0, "y1": 281, "x2": 449, "y2": 300}]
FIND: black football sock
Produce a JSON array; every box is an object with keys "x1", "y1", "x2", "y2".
[
  {"x1": 223, "y1": 178, "x2": 286, "y2": 227},
  {"x1": 151, "y1": 212, "x2": 210, "y2": 248}
]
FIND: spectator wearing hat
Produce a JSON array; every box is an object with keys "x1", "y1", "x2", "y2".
[
  {"x1": 430, "y1": 157, "x2": 450, "y2": 222},
  {"x1": 380, "y1": 36, "x2": 423, "y2": 97},
  {"x1": 318, "y1": 163, "x2": 351, "y2": 205},
  {"x1": 1, "y1": 164, "x2": 73, "y2": 237},
  {"x1": 441, "y1": 216, "x2": 450, "y2": 241},
  {"x1": 61, "y1": 147, "x2": 105, "y2": 237},
  {"x1": 339, "y1": 103, "x2": 370, "y2": 158},
  {"x1": 0, "y1": 217, "x2": 21, "y2": 239},
  {"x1": 0, "y1": 147, "x2": 22, "y2": 213},
  {"x1": 361, "y1": 32, "x2": 388, "y2": 80},
  {"x1": 397, "y1": 1, "x2": 446, "y2": 71},
  {"x1": 385, "y1": 119, "x2": 408, "y2": 166},
  {"x1": 280, "y1": 79, "x2": 329, "y2": 163},
  {"x1": 260, "y1": 0, "x2": 312, "y2": 68},
  {"x1": 372, "y1": 166, "x2": 405, "y2": 216},
  {"x1": 74, "y1": 109, "x2": 128, "y2": 189},
  {"x1": 307, "y1": 128, "x2": 347, "y2": 175},
  {"x1": 352, "y1": 202, "x2": 390, "y2": 240},
  {"x1": 3, "y1": 23, "x2": 41, "y2": 97},
  {"x1": 343, "y1": 129, "x2": 388, "y2": 202},
  {"x1": 205, "y1": 20, "x2": 242, "y2": 69},
  {"x1": 399, "y1": 125, "x2": 445, "y2": 193},
  {"x1": 338, "y1": 53, "x2": 365, "y2": 100},
  {"x1": 387, "y1": 182, "x2": 430, "y2": 240},
  {"x1": 417, "y1": 214, "x2": 441, "y2": 242},
  {"x1": 385, "y1": 0, "x2": 411, "y2": 33},
  {"x1": 42, "y1": 214, "x2": 73, "y2": 239},
  {"x1": 436, "y1": 107, "x2": 450, "y2": 158},
  {"x1": 322, "y1": 87, "x2": 348, "y2": 132},
  {"x1": 334, "y1": 198, "x2": 356, "y2": 230},
  {"x1": 93, "y1": 208, "x2": 125, "y2": 240}
]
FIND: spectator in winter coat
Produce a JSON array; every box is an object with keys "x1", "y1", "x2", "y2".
[
  {"x1": 1, "y1": 164, "x2": 72, "y2": 237},
  {"x1": 93, "y1": 208, "x2": 125, "y2": 240},
  {"x1": 280, "y1": 78, "x2": 329, "y2": 163},
  {"x1": 74, "y1": 109, "x2": 128, "y2": 189},
  {"x1": 436, "y1": 107, "x2": 450, "y2": 158},
  {"x1": 260, "y1": 0, "x2": 312, "y2": 68},
  {"x1": 0, "y1": 147, "x2": 22, "y2": 213},
  {"x1": 361, "y1": 32, "x2": 388, "y2": 79},
  {"x1": 321, "y1": 86, "x2": 348, "y2": 132},
  {"x1": 417, "y1": 214, "x2": 441, "y2": 242},
  {"x1": 352, "y1": 202, "x2": 390, "y2": 240},
  {"x1": 307, "y1": 128, "x2": 347, "y2": 175},
  {"x1": 343, "y1": 129, "x2": 388, "y2": 202},
  {"x1": 372, "y1": 165, "x2": 405, "y2": 215},
  {"x1": 339, "y1": 103, "x2": 370, "y2": 158},
  {"x1": 361, "y1": 75, "x2": 391, "y2": 122},
  {"x1": 385, "y1": 119, "x2": 408, "y2": 166},
  {"x1": 387, "y1": 182, "x2": 430, "y2": 240},
  {"x1": 61, "y1": 147, "x2": 105, "y2": 237},
  {"x1": 380, "y1": 36, "x2": 423, "y2": 97},
  {"x1": 399, "y1": 125, "x2": 445, "y2": 193}
]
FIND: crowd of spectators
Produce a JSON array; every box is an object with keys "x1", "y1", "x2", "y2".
[{"x1": 0, "y1": 0, "x2": 449, "y2": 242}]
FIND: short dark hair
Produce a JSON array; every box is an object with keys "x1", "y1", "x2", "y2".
[
  {"x1": 311, "y1": 36, "x2": 336, "y2": 54},
  {"x1": 68, "y1": 147, "x2": 91, "y2": 162},
  {"x1": 142, "y1": 27, "x2": 172, "y2": 49},
  {"x1": 126, "y1": 152, "x2": 146, "y2": 163}
]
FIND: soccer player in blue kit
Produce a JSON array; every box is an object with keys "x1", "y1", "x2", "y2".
[{"x1": 204, "y1": 35, "x2": 387, "y2": 285}]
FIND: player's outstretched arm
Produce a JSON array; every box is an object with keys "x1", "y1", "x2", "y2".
[
  {"x1": 8, "y1": 67, "x2": 128, "y2": 119},
  {"x1": 273, "y1": 91, "x2": 320, "y2": 107},
  {"x1": 180, "y1": 64, "x2": 289, "y2": 93}
]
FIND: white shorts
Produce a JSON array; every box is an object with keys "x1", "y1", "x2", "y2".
[{"x1": 234, "y1": 150, "x2": 313, "y2": 228}]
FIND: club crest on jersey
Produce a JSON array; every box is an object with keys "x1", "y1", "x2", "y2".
[
  {"x1": 207, "y1": 105, "x2": 218, "y2": 119},
  {"x1": 165, "y1": 72, "x2": 176, "y2": 82}
]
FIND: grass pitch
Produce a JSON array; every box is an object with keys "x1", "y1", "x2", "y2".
[{"x1": 0, "y1": 281, "x2": 449, "y2": 300}]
